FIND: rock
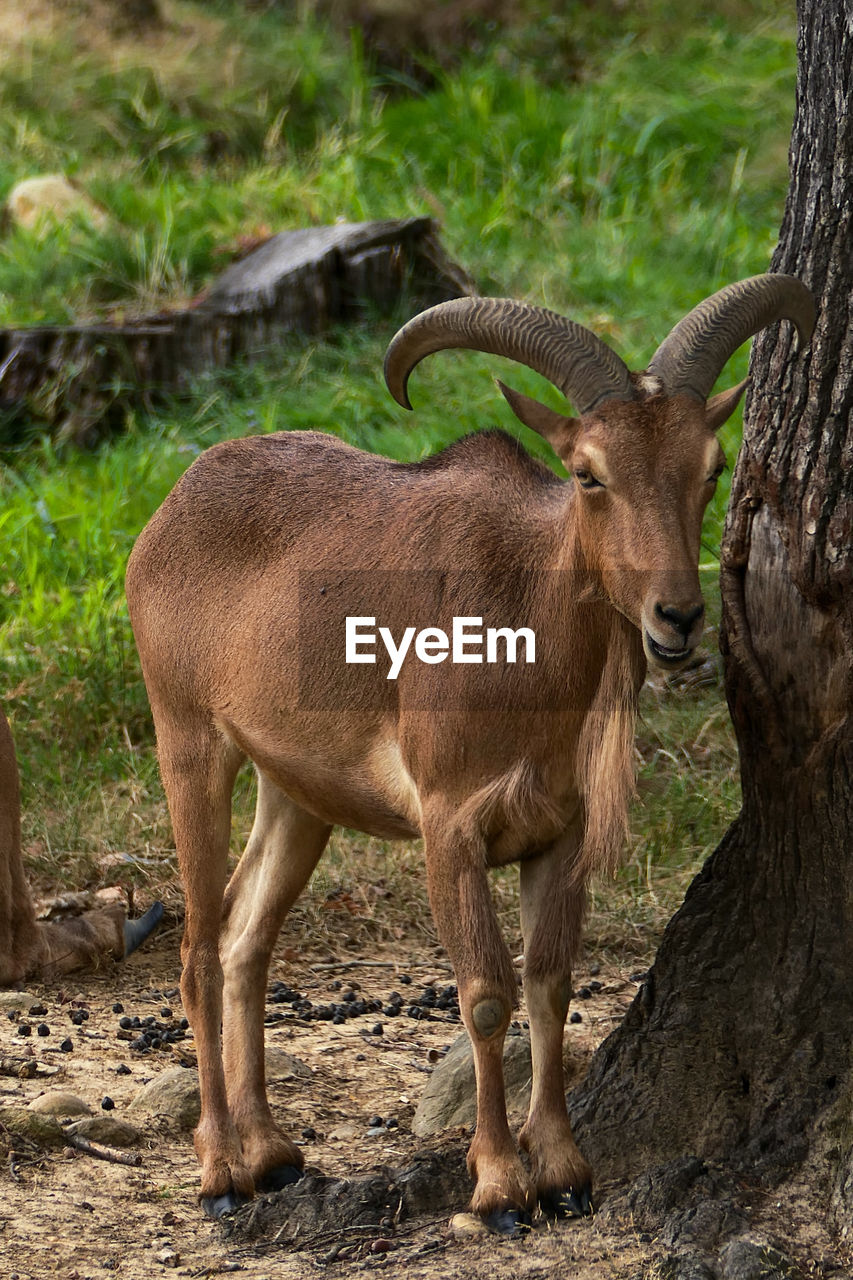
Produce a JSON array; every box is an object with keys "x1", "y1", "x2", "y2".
[
  {"x1": 0, "y1": 991, "x2": 37, "y2": 1009},
  {"x1": 28, "y1": 1091, "x2": 92, "y2": 1118},
  {"x1": 718, "y1": 1236, "x2": 805, "y2": 1280},
  {"x1": 4, "y1": 175, "x2": 109, "y2": 234},
  {"x1": 127, "y1": 1067, "x2": 200, "y2": 1131},
  {"x1": 0, "y1": 1106, "x2": 65, "y2": 1146},
  {"x1": 412, "y1": 1029, "x2": 532, "y2": 1137},
  {"x1": 127, "y1": 1049, "x2": 310, "y2": 1132},
  {"x1": 264, "y1": 1046, "x2": 312, "y2": 1082},
  {"x1": 66, "y1": 1116, "x2": 141, "y2": 1146},
  {"x1": 327, "y1": 1121, "x2": 361, "y2": 1142},
  {"x1": 155, "y1": 1247, "x2": 179, "y2": 1268},
  {"x1": 449, "y1": 1212, "x2": 490, "y2": 1240}
]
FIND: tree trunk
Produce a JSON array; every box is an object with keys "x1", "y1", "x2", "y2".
[
  {"x1": 0, "y1": 218, "x2": 472, "y2": 447},
  {"x1": 571, "y1": 0, "x2": 853, "y2": 1238}
]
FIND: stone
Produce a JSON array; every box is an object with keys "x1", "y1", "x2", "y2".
[
  {"x1": 5, "y1": 175, "x2": 109, "y2": 234},
  {"x1": 0, "y1": 991, "x2": 37, "y2": 1009},
  {"x1": 127, "y1": 1067, "x2": 200, "y2": 1131},
  {"x1": 265, "y1": 1046, "x2": 312, "y2": 1082},
  {"x1": 412, "y1": 1029, "x2": 532, "y2": 1137},
  {"x1": 28, "y1": 1091, "x2": 92, "y2": 1118},
  {"x1": 0, "y1": 1106, "x2": 65, "y2": 1146},
  {"x1": 449, "y1": 1212, "x2": 490, "y2": 1240},
  {"x1": 327, "y1": 1121, "x2": 361, "y2": 1142},
  {"x1": 66, "y1": 1115, "x2": 141, "y2": 1146},
  {"x1": 128, "y1": 1049, "x2": 310, "y2": 1131}
]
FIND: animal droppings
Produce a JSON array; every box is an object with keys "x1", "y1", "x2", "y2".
[
  {"x1": 264, "y1": 979, "x2": 459, "y2": 1027},
  {"x1": 114, "y1": 1007, "x2": 189, "y2": 1053}
]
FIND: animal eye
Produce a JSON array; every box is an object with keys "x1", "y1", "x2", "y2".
[
  {"x1": 707, "y1": 463, "x2": 725, "y2": 484},
  {"x1": 574, "y1": 469, "x2": 603, "y2": 490}
]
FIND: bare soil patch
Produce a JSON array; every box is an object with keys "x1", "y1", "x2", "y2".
[{"x1": 0, "y1": 934, "x2": 847, "y2": 1280}]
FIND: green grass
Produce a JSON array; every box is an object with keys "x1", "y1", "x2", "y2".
[{"x1": 0, "y1": 0, "x2": 790, "y2": 943}]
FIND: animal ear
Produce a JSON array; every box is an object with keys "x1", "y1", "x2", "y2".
[
  {"x1": 705, "y1": 378, "x2": 748, "y2": 431},
  {"x1": 496, "y1": 380, "x2": 579, "y2": 458}
]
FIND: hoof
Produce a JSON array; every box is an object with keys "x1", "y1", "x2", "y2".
[
  {"x1": 483, "y1": 1208, "x2": 533, "y2": 1237},
  {"x1": 256, "y1": 1164, "x2": 304, "y2": 1194},
  {"x1": 201, "y1": 1190, "x2": 251, "y2": 1219},
  {"x1": 123, "y1": 902, "x2": 165, "y2": 957},
  {"x1": 539, "y1": 1183, "x2": 593, "y2": 1218}
]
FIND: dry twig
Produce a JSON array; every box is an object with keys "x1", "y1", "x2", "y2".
[{"x1": 66, "y1": 1134, "x2": 142, "y2": 1166}]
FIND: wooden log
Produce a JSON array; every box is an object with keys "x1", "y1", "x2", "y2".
[{"x1": 0, "y1": 217, "x2": 474, "y2": 444}]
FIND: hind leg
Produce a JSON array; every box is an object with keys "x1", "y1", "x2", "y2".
[
  {"x1": 156, "y1": 716, "x2": 249, "y2": 1215},
  {"x1": 518, "y1": 833, "x2": 593, "y2": 1216},
  {"x1": 220, "y1": 772, "x2": 331, "y2": 1192}
]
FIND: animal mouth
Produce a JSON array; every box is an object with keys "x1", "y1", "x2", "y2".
[{"x1": 644, "y1": 632, "x2": 693, "y2": 666}]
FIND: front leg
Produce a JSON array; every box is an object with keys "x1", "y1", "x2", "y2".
[
  {"x1": 518, "y1": 833, "x2": 593, "y2": 1216},
  {"x1": 422, "y1": 808, "x2": 535, "y2": 1232}
]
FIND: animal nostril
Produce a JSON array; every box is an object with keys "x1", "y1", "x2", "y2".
[{"x1": 654, "y1": 602, "x2": 705, "y2": 633}]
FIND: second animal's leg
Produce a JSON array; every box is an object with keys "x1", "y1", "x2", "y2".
[
  {"x1": 220, "y1": 773, "x2": 331, "y2": 1191},
  {"x1": 156, "y1": 716, "x2": 248, "y2": 1218},
  {"x1": 422, "y1": 808, "x2": 533, "y2": 1234},
  {"x1": 518, "y1": 835, "x2": 593, "y2": 1215}
]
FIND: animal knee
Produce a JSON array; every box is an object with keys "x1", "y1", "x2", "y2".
[
  {"x1": 471, "y1": 996, "x2": 510, "y2": 1039},
  {"x1": 220, "y1": 930, "x2": 262, "y2": 985}
]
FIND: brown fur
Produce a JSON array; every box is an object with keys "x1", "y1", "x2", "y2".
[
  {"x1": 0, "y1": 707, "x2": 125, "y2": 985},
  {"x1": 126, "y1": 374, "x2": 736, "y2": 1219}
]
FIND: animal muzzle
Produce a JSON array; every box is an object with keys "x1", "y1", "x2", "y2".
[{"x1": 642, "y1": 600, "x2": 705, "y2": 668}]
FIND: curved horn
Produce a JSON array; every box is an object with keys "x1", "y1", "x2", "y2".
[
  {"x1": 384, "y1": 297, "x2": 634, "y2": 415},
  {"x1": 647, "y1": 274, "x2": 816, "y2": 402},
  {"x1": 123, "y1": 900, "x2": 164, "y2": 957}
]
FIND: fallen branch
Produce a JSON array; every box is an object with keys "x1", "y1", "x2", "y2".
[
  {"x1": 0, "y1": 1057, "x2": 59, "y2": 1080},
  {"x1": 66, "y1": 1134, "x2": 143, "y2": 1166}
]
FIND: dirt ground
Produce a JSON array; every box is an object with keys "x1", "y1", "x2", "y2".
[{"x1": 0, "y1": 932, "x2": 848, "y2": 1280}]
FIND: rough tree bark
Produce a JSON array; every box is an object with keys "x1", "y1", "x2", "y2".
[{"x1": 571, "y1": 0, "x2": 853, "y2": 1247}]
